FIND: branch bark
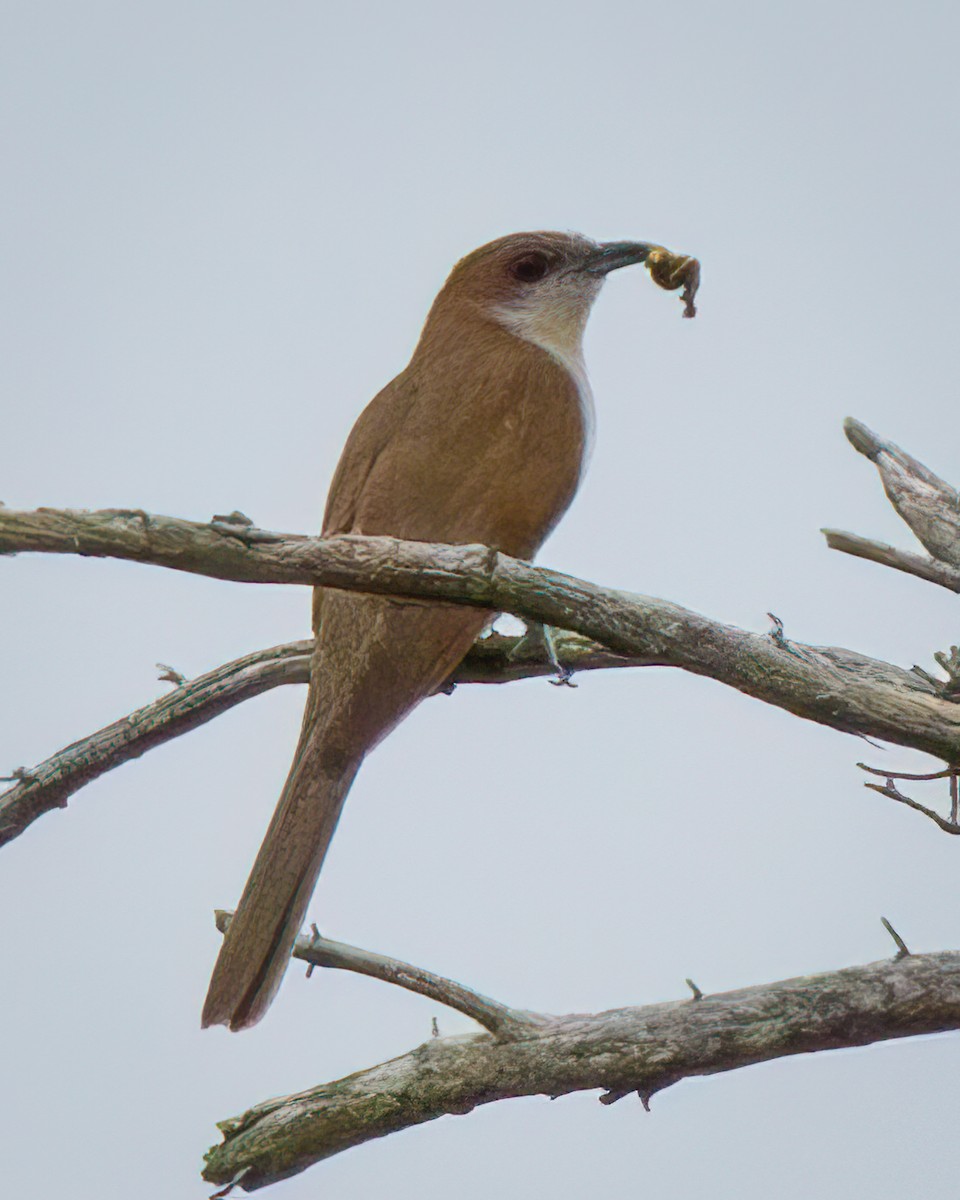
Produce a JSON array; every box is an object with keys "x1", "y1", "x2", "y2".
[
  {"x1": 201, "y1": 946, "x2": 960, "y2": 1191},
  {"x1": 0, "y1": 640, "x2": 308, "y2": 847},
  {"x1": 5, "y1": 425, "x2": 959, "y2": 1194},
  {"x1": 0, "y1": 630, "x2": 638, "y2": 849},
  {"x1": 823, "y1": 417, "x2": 960, "y2": 591},
  {"x1": 4, "y1": 505, "x2": 960, "y2": 769},
  {"x1": 214, "y1": 911, "x2": 546, "y2": 1039},
  {"x1": 821, "y1": 530, "x2": 960, "y2": 593}
]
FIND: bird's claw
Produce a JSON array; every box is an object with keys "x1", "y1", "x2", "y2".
[
  {"x1": 511, "y1": 621, "x2": 577, "y2": 687},
  {"x1": 549, "y1": 662, "x2": 577, "y2": 688}
]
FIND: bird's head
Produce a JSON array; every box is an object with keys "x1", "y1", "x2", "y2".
[{"x1": 430, "y1": 231, "x2": 656, "y2": 369}]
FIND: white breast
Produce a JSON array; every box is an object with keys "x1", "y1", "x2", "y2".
[
  {"x1": 491, "y1": 302, "x2": 597, "y2": 472},
  {"x1": 557, "y1": 349, "x2": 596, "y2": 472}
]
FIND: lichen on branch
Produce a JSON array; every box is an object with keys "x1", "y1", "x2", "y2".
[{"x1": 202, "y1": 948, "x2": 960, "y2": 1191}]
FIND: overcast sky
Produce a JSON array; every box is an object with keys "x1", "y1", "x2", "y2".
[{"x1": 3, "y1": 3, "x2": 959, "y2": 1197}]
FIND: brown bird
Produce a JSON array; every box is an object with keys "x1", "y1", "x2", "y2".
[{"x1": 202, "y1": 231, "x2": 662, "y2": 1030}]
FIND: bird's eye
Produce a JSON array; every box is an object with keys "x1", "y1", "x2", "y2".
[{"x1": 511, "y1": 253, "x2": 551, "y2": 283}]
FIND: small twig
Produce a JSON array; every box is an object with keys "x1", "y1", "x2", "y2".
[
  {"x1": 880, "y1": 917, "x2": 911, "y2": 960},
  {"x1": 208, "y1": 1167, "x2": 250, "y2": 1198},
  {"x1": 304, "y1": 923, "x2": 321, "y2": 978},
  {"x1": 822, "y1": 530, "x2": 960, "y2": 594},
  {"x1": 852, "y1": 732, "x2": 888, "y2": 751},
  {"x1": 912, "y1": 665, "x2": 946, "y2": 688},
  {"x1": 208, "y1": 522, "x2": 286, "y2": 543},
  {"x1": 214, "y1": 911, "x2": 543, "y2": 1040},
  {"x1": 211, "y1": 511, "x2": 254, "y2": 527},
  {"x1": 0, "y1": 767, "x2": 35, "y2": 784},
  {"x1": 766, "y1": 611, "x2": 811, "y2": 663},
  {"x1": 858, "y1": 762, "x2": 960, "y2": 833},
  {"x1": 863, "y1": 779, "x2": 960, "y2": 834},
  {"x1": 907, "y1": 649, "x2": 960, "y2": 701},
  {"x1": 858, "y1": 763, "x2": 958, "y2": 782},
  {"x1": 933, "y1": 646, "x2": 960, "y2": 699},
  {"x1": 156, "y1": 662, "x2": 186, "y2": 686}
]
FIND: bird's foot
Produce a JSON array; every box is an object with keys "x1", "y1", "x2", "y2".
[{"x1": 509, "y1": 621, "x2": 577, "y2": 688}]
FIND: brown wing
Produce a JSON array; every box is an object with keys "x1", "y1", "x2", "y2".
[
  {"x1": 321, "y1": 369, "x2": 419, "y2": 537},
  {"x1": 329, "y1": 328, "x2": 587, "y2": 556},
  {"x1": 316, "y1": 333, "x2": 584, "y2": 632},
  {"x1": 314, "y1": 369, "x2": 420, "y2": 632}
]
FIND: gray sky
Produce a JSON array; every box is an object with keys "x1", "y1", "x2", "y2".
[{"x1": 3, "y1": 3, "x2": 959, "y2": 1197}]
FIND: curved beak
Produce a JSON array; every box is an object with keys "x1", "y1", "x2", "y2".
[{"x1": 584, "y1": 241, "x2": 658, "y2": 275}]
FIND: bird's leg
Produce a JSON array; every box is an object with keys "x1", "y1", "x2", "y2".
[
  {"x1": 509, "y1": 621, "x2": 577, "y2": 687},
  {"x1": 540, "y1": 625, "x2": 577, "y2": 687}
]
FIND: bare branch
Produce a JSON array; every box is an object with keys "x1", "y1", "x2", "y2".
[
  {"x1": 825, "y1": 420, "x2": 960, "y2": 578},
  {"x1": 843, "y1": 418, "x2": 960, "y2": 562},
  {"x1": 0, "y1": 642, "x2": 263, "y2": 843},
  {"x1": 855, "y1": 763, "x2": 960, "y2": 832},
  {"x1": 4, "y1": 506, "x2": 960, "y2": 766},
  {"x1": 0, "y1": 640, "x2": 310, "y2": 849},
  {"x1": 821, "y1": 529, "x2": 960, "y2": 593},
  {"x1": 880, "y1": 917, "x2": 911, "y2": 959},
  {"x1": 862, "y1": 780, "x2": 960, "y2": 834},
  {"x1": 857, "y1": 763, "x2": 959, "y2": 782},
  {"x1": 201, "y1": 949, "x2": 960, "y2": 1191},
  {"x1": 0, "y1": 631, "x2": 639, "y2": 849},
  {"x1": 214, "y1": 911, "x2": 542, "y2": 1039}
]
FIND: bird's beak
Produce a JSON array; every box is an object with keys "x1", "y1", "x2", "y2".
[{"x1": 584, "y1": 241, "x2": 658, "y2": 275}]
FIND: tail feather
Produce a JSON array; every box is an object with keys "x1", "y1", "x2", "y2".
[
  {"x1": 202, "y1": 747, "x2": 361, "y2": 1031},
  {"x1": 203, "y1": 591, "x2": 492, "y2": 1031}
]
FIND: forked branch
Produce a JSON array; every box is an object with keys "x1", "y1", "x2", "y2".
[
  {"x1": 201, "y1": 942, "x2": 960, "y2": 1191},
  {"x1": 823, "y1": 417, "x2": 960, "y2": 591},
  {"x1": 214, "y1": 911, "x2": 545, "y2": 1039},
  {"x1": 820, "y1": 419, "x2": 960, "y2": 825},
  {"x1": 6, "y1": 418, "x2": 960, "y2": 846},
  {"x1": 0, "y1": 629, "x2": 636, "y2": 848},
  {"x1": 3, "y1": 505, "x2": 959, "y2": 767},
  {"x1": 4, "y1": 423, "x2": 960, "y2": 1195}
]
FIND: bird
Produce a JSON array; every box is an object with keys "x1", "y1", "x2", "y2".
[{"x1": 202, "y1": 231, "x2": 668, "y2": 1030}]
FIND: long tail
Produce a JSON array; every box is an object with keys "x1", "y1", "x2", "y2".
[
  {"x1": 201, "y1": 729, "x2": 361, "y2": 1031},
  {"x1": 203, "y1": 590, "x2": 492, "y2": 1031}
]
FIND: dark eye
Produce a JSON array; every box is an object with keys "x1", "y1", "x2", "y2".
[{"x1": 511, "y1": 253, "x2": 550, "y2": 283}]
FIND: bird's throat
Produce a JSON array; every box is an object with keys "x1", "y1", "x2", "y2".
[{"x1": 490, "y1": 298, "x2": 596, "y2": 470}]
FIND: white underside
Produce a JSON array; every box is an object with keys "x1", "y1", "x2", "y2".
[{"x1": 491, "y1": 304, "x2": 596, "y2": 472}]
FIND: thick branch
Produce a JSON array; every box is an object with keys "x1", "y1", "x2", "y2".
[
  {"x1": 4, "y1": 505, "x2": 960, "y2": 765},
  {"x1": 0, "y1": 631, "x2": 637, "y2": 849},
  {"x1": 202, "y1": 949, "x2": 960, "y2": 1191}
]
